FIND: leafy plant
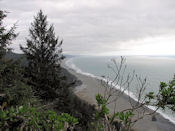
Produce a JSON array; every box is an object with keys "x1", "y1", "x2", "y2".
[
  {"x1": 157, "y1": 79, "x2": 175, "y2": 111},
  {"x1": 0, "y1": 104, "x2": 78, "y2": 131}
]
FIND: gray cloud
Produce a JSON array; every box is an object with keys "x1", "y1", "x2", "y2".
[{"x1": 1, "y1": 0, "x2": 175, "y2": 55}]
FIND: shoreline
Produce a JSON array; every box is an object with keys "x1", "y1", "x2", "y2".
[{"x1": 62, "y1": 59, "x2": 175, "y2": 131}]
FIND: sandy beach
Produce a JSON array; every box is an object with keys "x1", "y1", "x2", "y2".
[{"x1": 62, "y1": 61, "x2": 175, "y2": 131}]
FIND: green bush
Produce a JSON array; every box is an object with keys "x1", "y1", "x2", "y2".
[{"x1": 0, "y1": 105, "x2": 78, "y2": 131}]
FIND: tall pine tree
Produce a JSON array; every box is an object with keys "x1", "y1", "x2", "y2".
[{"x1": 20, "y1": 10, "x2": 64, "y2": 99}]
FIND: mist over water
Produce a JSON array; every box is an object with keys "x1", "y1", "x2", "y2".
[{"x1": 66, "y1": 55, "x2": 175, "y2": 123}]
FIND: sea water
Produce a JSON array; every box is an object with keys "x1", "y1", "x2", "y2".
[{"x1": 65, "y1": 55, "x2": 175, "y2": 124}]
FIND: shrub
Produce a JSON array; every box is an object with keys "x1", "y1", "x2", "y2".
[{"x1": 0, "y1": 104, "x2": 78, "y2": 131}]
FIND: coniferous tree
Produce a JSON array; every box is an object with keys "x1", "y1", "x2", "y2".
[
  {"x1": 0, "y1": 10, "x2": 17, "y2": 59},
  {"x1": 0, "y1": 10, "x2": 33, "y2": 106},
  {"x1": 20, "y1": 11, "x2": 95, "y2": 129},
  {"x1": 20, "y1": 10, "x2": 64, "y2": 99}
]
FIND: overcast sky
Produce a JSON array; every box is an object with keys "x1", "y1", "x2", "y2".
[{"x1": 1, "y1": 0, "x2": 175, "y2": 55}]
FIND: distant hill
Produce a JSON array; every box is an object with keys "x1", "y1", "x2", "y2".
[
  {"x1": 5, "y1": 52, "x2": 76, "y2": 66},
  {"x1": 5, "y1": 52, "x2": 27, "y2": 66},
  {"x1": 6, "y1": 52, "x2": 75, "y2": 59},
  {"x1": 5, "y1": 52, "x2": 24, "y2": 59}
]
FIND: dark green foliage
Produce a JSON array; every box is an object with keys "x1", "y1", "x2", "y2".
[
  {"x1": 20, "y1": 10, "x2": 64, "y2": 99},
  {"x1": 0, "y1": 10, "x2": 17, "y2": 59},
  {"x1": 143, "y1": 77, "x2": 175, "y2": 111},
  {"x1": 95, "y1": 94, "x2": 109, "y2": 120},
  {"x1": 157, "y1": 77, "x2": 175, "y2": 111},
  {"x1": 94, "y1": 94, "x2": 136, "y2": 131},
  {"x1": 115, "y1": 111, "x2": 133, "y2": 128},
  {"x1": 0, "y1": 57, "x2": 33, "y2": 107},
  {"x1": 96, "y1": 94, "x2": 107, "y2": 106},
  {"x1": 0, "y1": 10, "x2": 33, "y2": 106},
  {"x1": 54, "y1": 89, "x2": 95, "y2": 130},
  {"x1": 3, "y1": 81, "x2": 33, "y2": 106},
  {"x1": 0, "y1": 105, "x2": 78, "y2": 131}
]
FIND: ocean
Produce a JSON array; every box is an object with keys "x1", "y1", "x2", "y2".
[{"x1": 65, "y1": 55, "x2": 175, "y2": 124}]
